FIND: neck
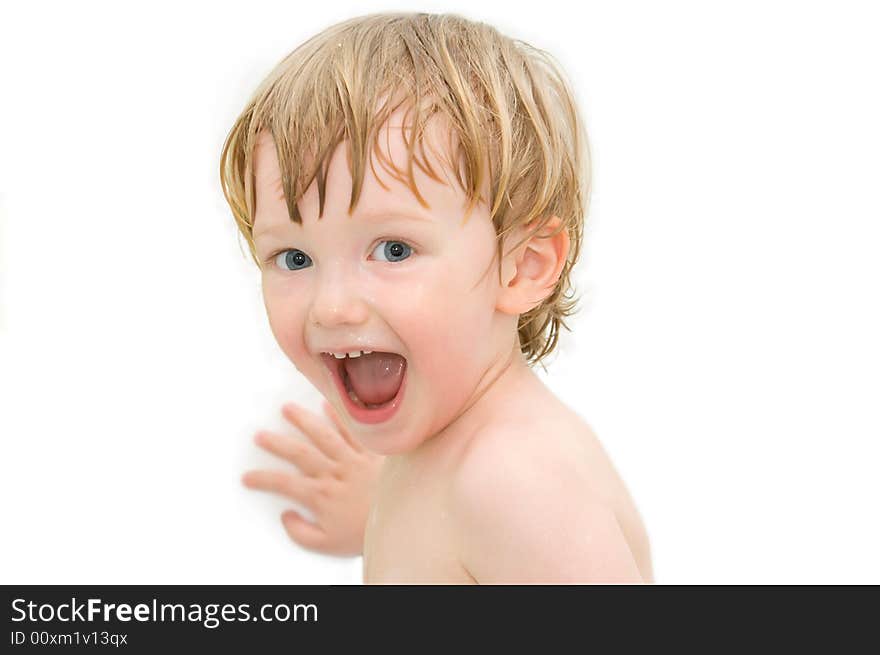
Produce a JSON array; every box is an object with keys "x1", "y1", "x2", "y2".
[{"x1": 401, "y1": 337, "x2": 544, "y2": 464}]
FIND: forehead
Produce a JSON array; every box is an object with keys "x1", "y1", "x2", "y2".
[{"x1": 252, "y1": 105, "x2": 483, "y2": 231}]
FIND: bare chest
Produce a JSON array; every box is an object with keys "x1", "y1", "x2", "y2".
[
  {"x1": 362, "y1": 465, "x2": 474, "y2": 584},
  {"x1": 362, "y1": 417, "x2": 653, "y2": 584}
]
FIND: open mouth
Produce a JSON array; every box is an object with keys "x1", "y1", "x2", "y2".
[{"x1": 321, "y1": 352, "x2": 408, "y2": 423}]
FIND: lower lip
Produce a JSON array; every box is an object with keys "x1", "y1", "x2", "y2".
[{"x1": 325, "y1": 355, "x2": 407, "y2": 425}]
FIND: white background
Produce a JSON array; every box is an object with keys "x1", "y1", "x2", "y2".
[{"x1": 1, "y1": 0, "x2": 878, "y2": 584}]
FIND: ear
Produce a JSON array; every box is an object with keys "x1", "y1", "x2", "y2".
[{"x1": 496, "y1": 215, "x2": 570, "y2": 315}]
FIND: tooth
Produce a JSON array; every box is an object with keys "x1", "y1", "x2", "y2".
[
  {"x1": 363, "y1": 350, "x2": 372, "y2": 355},
  {"x1": 349, "y1": 351, "x2": 362, "y2": 358},
  {"x1": 333, "y1": 353, "x2": 346, "y2": 359}
]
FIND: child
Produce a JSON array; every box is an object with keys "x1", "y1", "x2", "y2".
[{"x1": 223, "y1": 12, "x2": 653, "y2": 583}]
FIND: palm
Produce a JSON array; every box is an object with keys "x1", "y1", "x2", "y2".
[{"x1": 242, "y1": 400, "x2": 384, "y2": 556}]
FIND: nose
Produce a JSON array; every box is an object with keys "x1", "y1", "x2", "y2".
[{"x1": 307, "y1": 262, "x2": 370, "y2": 328}]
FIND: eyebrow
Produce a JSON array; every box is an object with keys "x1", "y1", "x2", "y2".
[{"x1": 253, "y1": 209, "x2": 434, "y2": 240}]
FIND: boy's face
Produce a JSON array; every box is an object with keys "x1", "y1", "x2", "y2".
[{"x1": 252, "y1": 112, "x2": 516, "y2": 454}]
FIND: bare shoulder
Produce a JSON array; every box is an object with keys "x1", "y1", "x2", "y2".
[
  {"x1": 451, "y1": 408, "x2": 599, "y2": 518},
  {"x1": 449, "y1": 413, "x2": 645, "y2": 583},
  {"x1": 453, "y1": 411, "x2": 590, "y2": 499},
  {"x1": 452, "y1": 400, "x2": 611, "y2": 508}
]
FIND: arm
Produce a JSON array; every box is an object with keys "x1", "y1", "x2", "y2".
[{"x1": 452, "y1": 440, "x2": 643, "y2": 584}]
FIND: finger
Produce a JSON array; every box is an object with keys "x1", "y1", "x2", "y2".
[
  {"x1": 282, "y1": 402, "x2": 346, "y2": 460},
  {"x1": 254, "y1": 430, "x2": 329, "y2": 477},
  {"x1": 241, "y1": 469, "x2": 315, "y2": 506},
  {"x1": 322, "y1": 399, "x2": 364, "y2": 453},
  {"x1": 280, "y1": 510, "x2": 327, "y2": 552}
]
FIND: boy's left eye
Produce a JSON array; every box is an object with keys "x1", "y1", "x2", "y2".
[{"x1": 371, "y1": 240, "x2": 412, "y2": 263}]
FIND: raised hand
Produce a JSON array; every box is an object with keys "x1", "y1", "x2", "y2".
[{"x1": 242, "y1": 400, "x2": 384, "y2": 556}]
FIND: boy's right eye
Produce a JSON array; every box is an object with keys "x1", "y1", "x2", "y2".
[{"x1": 273, "y1": 249, "x2": 312, "y2": 271}]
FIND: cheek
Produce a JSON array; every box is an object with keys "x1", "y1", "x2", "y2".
[
  {"x1": 388, "y1": 257, "x2": 497, "y2": 398},
  {"x1": 262, "y1": 279, "x2": 310, "y2": 366}
]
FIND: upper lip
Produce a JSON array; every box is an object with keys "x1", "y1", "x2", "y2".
[{"x1": 314, "y1": 346, "x2": 402, "y2": 356}]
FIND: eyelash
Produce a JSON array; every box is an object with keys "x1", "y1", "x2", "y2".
[{"x1": 264, "y1": 238, "x2": 416, "y2": 269}]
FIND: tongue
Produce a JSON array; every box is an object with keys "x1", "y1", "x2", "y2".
[{"x1": 343, "y1": 352, "x2": 406, "y2": 405}]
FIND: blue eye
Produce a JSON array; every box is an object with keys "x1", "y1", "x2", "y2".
[
  {"x1": 269, "y1": 240, "x2": 412, "y2": 272},
  {"x1": 372, "y1": 240, "x2": 412, "y2": 263},
  {"x1": 274, "y1": 249, "x2": 312, "y2": 271}
]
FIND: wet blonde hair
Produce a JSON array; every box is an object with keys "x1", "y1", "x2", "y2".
[{"x1": 219, "y1": 11, "x2": 590, "y2": 369}]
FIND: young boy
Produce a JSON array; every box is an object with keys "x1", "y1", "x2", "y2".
[{"x1": 224, "y1": 12, "x2": 653, "y2": 583}]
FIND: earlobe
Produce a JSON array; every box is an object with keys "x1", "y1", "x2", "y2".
[{"x1": 496, "y1": 215, "x2": 570, "y2": 315}]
